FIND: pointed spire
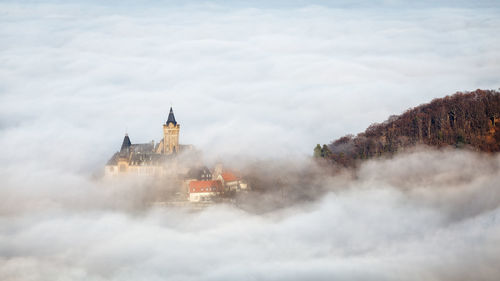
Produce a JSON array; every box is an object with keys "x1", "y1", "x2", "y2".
[
  {"x1": 166, "y1": 107, "x2": 177, "y2": 126},
  {"x1": 120, "y1": 133, "x2": 132, "y2": 152}
]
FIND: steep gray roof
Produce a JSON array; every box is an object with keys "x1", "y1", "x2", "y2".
[
  {"x1": 107, "y1": 137, "x2": 174, "y2": 166},
  {"x1": 131, "y1": 143, "x2": 155, "y2": 153},
  {"x1": 186, "y1": 166, "x2": 212, "y2": 180},
  {"x1": 120, "y1": 134, "x2": 131, "y2": 152},
  {"x1": 166, "y1": 107, "x2": 177, "y2": 126},
  {"x1": 129, "y1": 153, "x2": 173, "y2": 165}
]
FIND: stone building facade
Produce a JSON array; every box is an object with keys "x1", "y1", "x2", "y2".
[{"x1": 105, "y1": 107, "x2": 192, "y2": 177}]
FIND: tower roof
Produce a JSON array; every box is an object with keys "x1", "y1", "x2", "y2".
[
  {"x1": 166, "y1": 107, "x2": 177, "y2": 126},
  {"x1": 120, "y1": 133, "x2": 132, "y2": 152}
]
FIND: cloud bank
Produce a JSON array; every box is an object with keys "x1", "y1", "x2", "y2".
[
  {"x1": 1, "y1": 149, "x2": 500, "y2": 280},
  {"x1": 1, "y1": 1, "x2": 499, "y2": 164}
]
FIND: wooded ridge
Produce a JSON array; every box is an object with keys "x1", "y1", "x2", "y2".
[{"x1": 315, "y1": 89, "x2": 500, "y2": 167}]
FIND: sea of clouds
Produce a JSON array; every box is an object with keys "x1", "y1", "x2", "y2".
[
  {"x1": 1, "y1": 0, "x2": 499, "y2": 163},
  {"x1": 2, "y1": 149, "x2": 500, "y2": 280},
  {"x1": 1, "y1": 1, "x2": 500, "y2": 280}
]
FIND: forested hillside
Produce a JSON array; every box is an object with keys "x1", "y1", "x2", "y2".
[{"x1": 315, "y1": 89, "x2": 500, "y2": 167}]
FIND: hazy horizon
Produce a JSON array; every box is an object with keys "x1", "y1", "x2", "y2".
[{"x1": 1, "y1": 0, "x2": 500, "y2": 169}]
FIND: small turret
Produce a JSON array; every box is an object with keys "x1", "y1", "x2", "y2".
[{"x1": 120, "y1": 133, "x2": 132, "y2": 153}]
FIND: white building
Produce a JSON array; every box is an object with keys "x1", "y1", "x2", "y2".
[{"x1": 217, "y1": 172, "x2": 248, "y2": 192}]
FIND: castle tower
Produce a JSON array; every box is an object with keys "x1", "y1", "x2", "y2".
[{"x1": 162, "y1": 107, "x2": 180, "y2": 154}]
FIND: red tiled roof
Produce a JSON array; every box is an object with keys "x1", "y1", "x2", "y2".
[
  {"x1": 189, "y1": 180, "x2": 223, "y2": 193},
  {"x1": 221, "y1": 172, "x2": 239, "y2": 182}
]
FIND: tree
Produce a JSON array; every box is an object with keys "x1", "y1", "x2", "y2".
[
  {"x1": 321, "y1": 145, "x2": 332, "y2": 158},
  {"x1": 313, "y1": 144, "x2": 322, "y2": 158},
  {"x1": 320, "y1": 89, "x2": 500, "y2": 168}
]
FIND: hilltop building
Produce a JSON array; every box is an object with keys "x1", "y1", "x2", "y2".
[
  {"x1": 188, "y1": 180, "x2": 224, "y2": 202},
  {"x1": 105, "y1": 107, "x2": 250, "y2": 203},
  {"x1": 217, "y1": 172, "x2": 248, "y2": 192},
  {"x1": 105, "y1": 107, "x2": 192, "y2": 176},
  {"x1": 185, "y1": 166, "x2": 213, "y2": 181},
  {"x1": 185, "y1": 166, "x2": 249, "y2": 202}
]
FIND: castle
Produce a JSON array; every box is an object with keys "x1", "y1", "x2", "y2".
[
  {"x1": 105, "y1": 107, "x2": 249, "y2": 203},
  {"x1": 105, "y1": 107, "x2": 192, "y2": 176}
]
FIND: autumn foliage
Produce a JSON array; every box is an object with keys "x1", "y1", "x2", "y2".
[{"x1": 317, "y1": 89, "x2": 500, "y2": 167}]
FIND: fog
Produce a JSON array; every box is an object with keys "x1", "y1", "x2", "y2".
[
  {"x1": 1, "y1": 1, "x2": 499, "y2": 163},
  {"x1": 2, "y1": 1, "x2": 500, "y2": 280},
  {"x1": 1, "y1": 149, "x2": 500, "y2": 280}
]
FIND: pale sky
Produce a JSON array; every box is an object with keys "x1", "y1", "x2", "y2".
[{"x1": 1, "y1": 0, "x2": 499, "y2": 169}]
